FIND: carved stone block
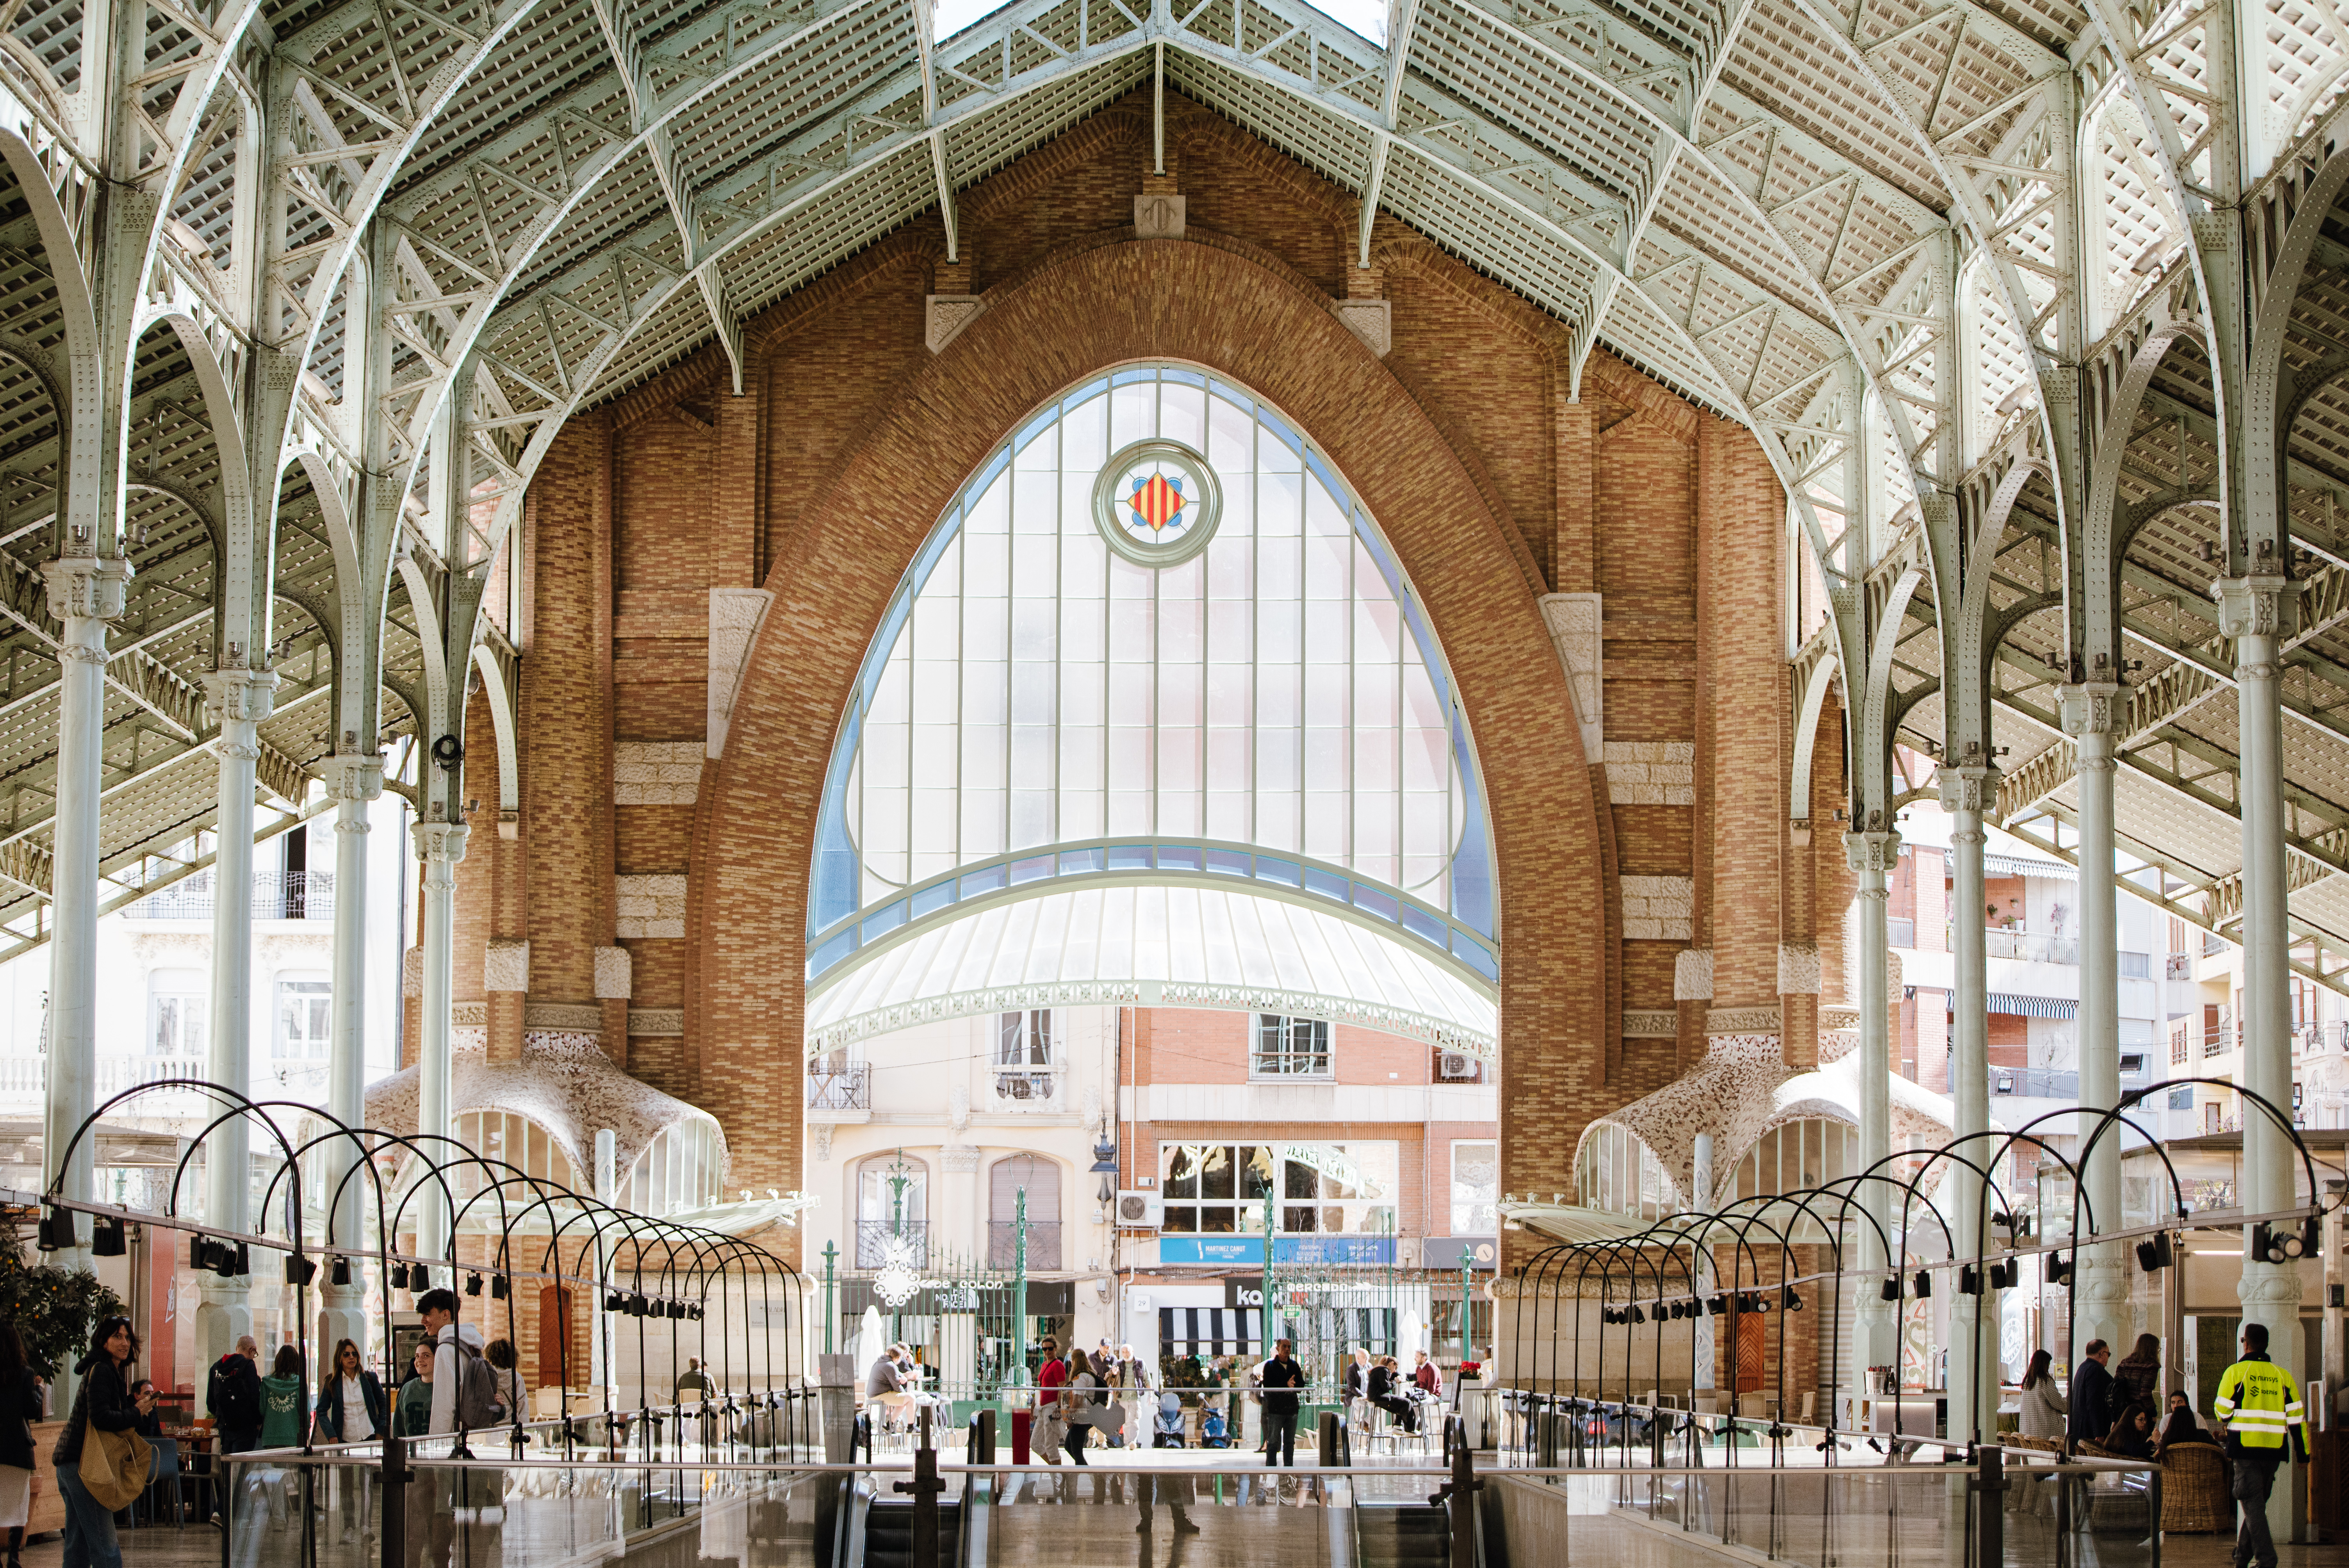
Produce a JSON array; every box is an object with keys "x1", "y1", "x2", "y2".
[
  {"x1": 1673, "y1": 948, "x2": 1714, "y2": 1002},
  {"x1": 1704, "y1": 1005, "x2": 1783, "y2": 1035},
  {"x1": 1536, "y1": 593, "x2": 1603, "y2": 761},
  {"x1": 1777, "y1": 943, "x2": 1821, "y2": 995},
  {"x1": 1601, "y1": 739, "x2": 1694, "y2": 806},
  {"x1": 1328, "y1": 296, "x2": 1390, "y2": 357},
  {"x1": 614, "y1": 741, "x2": 704, "y2": 804},
  {"x1": 1620, "y1": 875, "x2": 1694, "y2": 941},
  {"x1": 522, "y1": 1001, "x2": 603, "y2": 1031},
  {"x1": 925, "y1": 294, "x2": 985, "y2": 353},
  {"x1": 1133, "y1": 192, "x2": 1186, "y2": 239},
  {"x1": 628, "y1": 1008, "x2": 685, "y2": 1036},
  {"x1": 615, "y1": 874, "x2": 689, "y2": 939},
  {"x1": 1622, "y1": 1010, "x2": 1679, "y2": 1038},
  {"x1": 707, "y1": 589, "x2": 774, "y2": 759},
  {"x1": 594, "y1": 946, "x2": 633, "y2": 1000},
  {"x1": 484, "y1": 938, "x2": 530, "y2": 992}
]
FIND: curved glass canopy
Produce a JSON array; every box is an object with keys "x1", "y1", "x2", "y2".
[
  {"x1": 808, "y1": 363, "x2": 1497, "y2": 992},
  {"x1": 804, "y1": 885, "x2": 1499, "y2": 1059}
]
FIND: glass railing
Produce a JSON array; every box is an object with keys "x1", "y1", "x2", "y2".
[{"x1": 198, "y1": 1424, "x2": 2154, "y2": 1568}]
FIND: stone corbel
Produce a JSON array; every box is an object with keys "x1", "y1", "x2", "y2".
[
  {"x1": 925, "y1": 295, "x2": 984, "y2": 353},
  {"x1": 593, "y1": 946, "x2": 633, "y2": 1000},
  {"x1": 1536, "y1": 593, "x2": 1604, "y2": 763},
  {"x1": 1673, "y1": 948, "x2": 1714, "y2": 1002},
  {"x1": 708, "y1": 588, "x2": 774, "y2": 759},
  {"x1": 485, "y1": 938, "x2": 530, "y2": 992},
  {"x1": 1328, "y1": 297, "x2": 1390, "y2": 357}
]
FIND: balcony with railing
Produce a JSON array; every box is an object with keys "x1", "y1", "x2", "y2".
[
  {"x1": 130, "y1": 870, "x2": 334, "y2": 921},
  {"x1": 986, "y1": 1220, "x2": 1063, "y2": 1270},
  {"x1": 806, "y1": 1064, "x2": 870, "y2": 1110},
  {"x1": 0, "y1": 1055, "x2": 213, "y2": 1112},
  {"x1": 2204, "y1": 1026, "x2": 2233, "y2": 1058},
  {"x1": 855, "y1": 1220, "x2": 928, "y2": 1269},
  {"x1": 1984, "y1": 927, "x2": 2078, "y2": 964},
  {"x1": 992, "y1": 1066, "x2": 1058, "y2": 1103}
]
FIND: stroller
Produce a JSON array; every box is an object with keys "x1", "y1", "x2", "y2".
[{"x1": 1152, "y1": 1393, "x2": 1186, "y2": 1449}]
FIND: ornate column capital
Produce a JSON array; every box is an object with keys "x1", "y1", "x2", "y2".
[
  {"x1": 2057, "y1": 681, "x2": 2125, "y2": 739},
  {"x1": 320, "y1": 754, "x2": 385, "y2": 804},
  {"x1": 204, "y1": 667, "x2": 280, "y2": 727},
  {"x1": 2211, "y1": 574, "x2": 2303, "y2": 643},
  {"x1": 40, "y1": 555, "x2": 131, "y2": 624},
  {"x1": 412, "y1": 820, "x2": 470, "y2": 871},
  {"x1": 1935, "y1": 764, "x2": 2000, "y2": 818},
  {"x1": 1844, "y1": 830, "x2": 1902, "y2": 877}
]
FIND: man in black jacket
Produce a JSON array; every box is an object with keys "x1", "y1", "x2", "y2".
[
  {"x1": 1259, "y1": 1339, "x2": 1305, "y2": 1468},
  {"x1": 2067, "y1": 1339, "x2": 2119, "y2": 1451},
  {"x1": 207, "y1": 1336, "x2": 263, "y2": 1457}
]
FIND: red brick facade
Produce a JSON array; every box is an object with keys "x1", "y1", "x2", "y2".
[{"x1": 457, "y1": 89, "x2": 1817, "y2": 1268}]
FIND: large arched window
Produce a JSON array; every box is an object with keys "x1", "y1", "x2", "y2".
[
  {"x1": 808, "y1": 363, "x2": 1497, "y2": 998},
  {"x1": 988, "y1": 1153, "x2": 1062, "y2": 1270}
]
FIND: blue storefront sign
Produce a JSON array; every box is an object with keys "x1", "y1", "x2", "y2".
[{"x1": 1157, "y1": 1236, "x2": 1399, "y2": 1266}]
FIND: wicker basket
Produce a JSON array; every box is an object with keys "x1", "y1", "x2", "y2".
[{"x1": 2158, "y1": 1442, "x2": 2233, "y2": 1534}]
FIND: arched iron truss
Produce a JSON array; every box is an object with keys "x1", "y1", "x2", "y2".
[
  {"x1": 38, "y1": 1081, "x2": 815, "y2": 1460},
  {"x1": 1499, "y1": 1077, "x2": 2325, "y2": 1459}
]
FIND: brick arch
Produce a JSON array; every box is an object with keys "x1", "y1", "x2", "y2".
[{"x1": 690, "y1": 235, "x2": 1611, "y2": 1253}]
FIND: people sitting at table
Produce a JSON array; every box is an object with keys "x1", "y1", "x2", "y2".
[
  {"x1": 2155, "y1": 1391, "x2": 2219, "y2": 1456},
  {"x1": 2103, "y1": 1400, "x2": 2157, "y2": 1459}
]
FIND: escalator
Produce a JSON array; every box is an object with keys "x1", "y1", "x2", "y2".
[
  {"x1": 860, "y1": 1489, "x2": 964, "y2": 1568},
  {"x1": 1355, "y1": 1500, "x2": 1452, "y2": 1566}
]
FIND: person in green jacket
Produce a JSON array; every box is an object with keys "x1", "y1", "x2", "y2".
[
  {"x1": 397, "y1": 1343, "x2": 434, "y2": 1438},
  {"x1": 258, "y1": 1347, "x2": 309, "y2": 1449},
  {"x1": 2212, "y1": 1320, "x2": 2306, "y2": 1568}
]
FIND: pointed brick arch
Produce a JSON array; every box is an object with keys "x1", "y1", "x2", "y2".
[{"x1": 686, "y1": 234, "x2": 1636, "y2": 1259}]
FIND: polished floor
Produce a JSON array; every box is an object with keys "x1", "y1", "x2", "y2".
[{"x1": 17, "y1": 1451, "x2": 2349, "y2": 1568}]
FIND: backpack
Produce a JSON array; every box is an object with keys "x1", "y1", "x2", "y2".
[
  {"x1": 209, "y1": 1357, "x2": 259, "y2": 1432},
  {"x1": 446, "y1": 1339, "x2": 507, "y2": 1430}
]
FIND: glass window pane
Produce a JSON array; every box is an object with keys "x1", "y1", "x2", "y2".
[{"x1": 1200, "y1": 1146, "x2": 1235, "y2": 1201}]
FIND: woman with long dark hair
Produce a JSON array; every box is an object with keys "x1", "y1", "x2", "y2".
[
  {"x1": 314, "y1": 1340, "x2": 385, "y2": 1545},
  {"x1": 51, "y1": 1315, "x2": 150, "y2": 1568},
  {"x1": 2017, "y1": 1348, "x2": 2067, "y2": 1440},
  {"x1": 0, "y1": 1322, "x2": 40, "y2": 1568}
]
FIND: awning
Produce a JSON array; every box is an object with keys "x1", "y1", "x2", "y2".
[
  {"x1": 1944, "y1": 992, "x2": 2079, "y2": 1019},
  {"x1": 1158, "y1": 1307, "x2": 1260, "y2": 1355}
]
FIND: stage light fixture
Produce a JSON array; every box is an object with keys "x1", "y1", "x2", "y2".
[
  {"x1": 465, "y1": 1272, "x2": 483, "y2": 1297},
  {"x1": 491, "y1": 1275, "x2": 509, "y2": 1300},
  {"x1": 1782, "y1": 1286, "x2": 1802, "y2": 1312},
  {"x1": 1880, "y1": 1277, "x2": 1902, "y2": 1302},
  {"x1": 389, "y1": 1263, "x2": 411, "y2": 1290},
  {"x1": 330, "y1": 1257, "x2": 351, "y2": 1286},
  {"x1": 90, "y1": 1216, "x2": 125, "y2": 1257},
  {"x1": 1912, "y1": 1270, "x2": 1932, "y2": 1298},
  {"x1": 286, "y1": 1254, "x2": 317, "y2": 1286},
  {"x1": 2046, "y1": 1251, "x2": 2072, "y2": 1285}
]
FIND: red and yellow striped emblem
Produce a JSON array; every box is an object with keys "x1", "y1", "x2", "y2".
[{"x1": 1125, "y1": 471, "x2": 1187, "y2": 533}]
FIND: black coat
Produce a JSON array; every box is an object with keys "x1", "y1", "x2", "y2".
[
  {"x1": 2068, "y1": 1359, "x2": 2119, "y2": 1444},
  {"x1": 314, "y1": 1371, "x2": 388, "y2": 1441},
  {"x1": 52, "y1": 1352, "x2": 135, "y2": 1465},
  {"x1": 0, "y1": 1367, "x2": 39, "y2": 1470}
]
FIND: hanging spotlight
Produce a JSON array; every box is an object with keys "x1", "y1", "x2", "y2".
[
  {"x1": 2046, "y1": 1251, "x2": 2072, "y2": 1285},
  {"x1": 410, "y1": 1265, "x2": 431, "y2": 1292},
  {"x1": 286, "y1": 1253, "x2": 317, "y2": 1286},
  {"x1": 629, "y1": 1294, "x2": 652, "y2": 1317},
  {"x1": 2253, "y1": 1223, "x2": 2292, "y2": 1264},
  {"x1": 214, "y1": 1243, "x2": 239, "y2": 1279},
  {"x1": 191, "y1": 1234, "x2": 210, "y2": 1270},
  {"x1": 1988, "y1": 1261, "x2": 2015, "y2": 1291},
  {"x1": 330, "y1": 1257, "x2": 352, "y2": 1286},
  {"x1": 389, "y1": 1263, "x2": 411, "y2": 1290},
  {"x1": 1958, "y1": 1266, "x2": 1982, "y2": 1296},
  {"x1": 1912, "y1": 1270, "x2": 1932, "y2": 1299},
  {"x1": 37, "y1": 1206, "x2": 71, "y2": 1252},
  {"x1": 2135, "y1": 1233, "x2": 2175, "y2": 1273},
  {"x1": 605, "y1": 1290, "x2": 627, "y2": 1312},
  {"x1": 1781, "y1": 1286, "x2": 1802, "y2": 1312},
  {"x1": 490, "y1": 1275, "x2": 509, "y2": 1300},
  {"x1": 1627, "y1": 1305, "x2": 1646, "y2": 1326},
  {"x1": 1708, "y1": 1294, "x2": 1729, "y2": 1315},
  {"x1": 90, "y1": 1216, "x2": 126, "y2": 1258},
  {"x1": 465, "y1": 1272, "x2": 483, "y2": 1297},
  {"x1": 1880, "y1": 1276, "x2": 1902, "y2": 1303}
]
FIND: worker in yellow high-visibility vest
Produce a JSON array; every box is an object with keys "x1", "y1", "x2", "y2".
[{"x1": 2211, "y1": 1320, "x2": 2306, "y2": 1568}]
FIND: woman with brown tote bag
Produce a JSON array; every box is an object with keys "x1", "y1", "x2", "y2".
[{"x1": 50, "y1": 1316, "x2": 152, "y2": 1568}]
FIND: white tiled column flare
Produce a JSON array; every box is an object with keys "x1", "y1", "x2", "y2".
[
  {"x1": 1846, "y1": 830, "x2": 1900, "y2": 1422},
  {"x1": 1940, "y1": 764, "x2": 1999, "y2": 1443},
  {"x1": 412, "y1": 821, "x2": 470, "y2": 1266}
]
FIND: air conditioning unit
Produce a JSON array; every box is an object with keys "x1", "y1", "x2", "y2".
[
  {"x1": 1115, "y1": 1191, "x2": 1163, "y2": 1229},
  {"x1": 1439, "y1": 1051, "x2": 1476, "y2": 1080}
]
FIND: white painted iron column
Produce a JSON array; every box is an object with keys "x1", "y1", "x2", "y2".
[
  {"x1": 38, "y1": 557, "x2": 130, "y2": 1262},
  {"x1": 1941, "y1": 763, "x2": 1998, "y2": 1443},
  {"x1": 411, "y1": 820, "x2": 469, "y2": 1270},
  {"x1": 1848, "y1": 829, "x2": 1900, "y2": 1425},
  {"x1": 197, "y1": 667, "x2": 278, "y2": 1362},
  {"x1": 319, "y1": 754, "x2": 382, "y2": 1354},
  {"x1": 2216, "y1": 573, "x2": 2299, "y2": 1548},
  {"x1": 2061, "y1": 687, "x2": 2129, "y2": 1360}
]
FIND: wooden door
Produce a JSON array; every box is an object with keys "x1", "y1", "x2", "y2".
[
  {"x1": 1734, "y1": 1313, "x2": 1766, "y2": 1394},
  {"x1": 538, "y1": 1285, "x2": 574, "y2": 1393}
]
